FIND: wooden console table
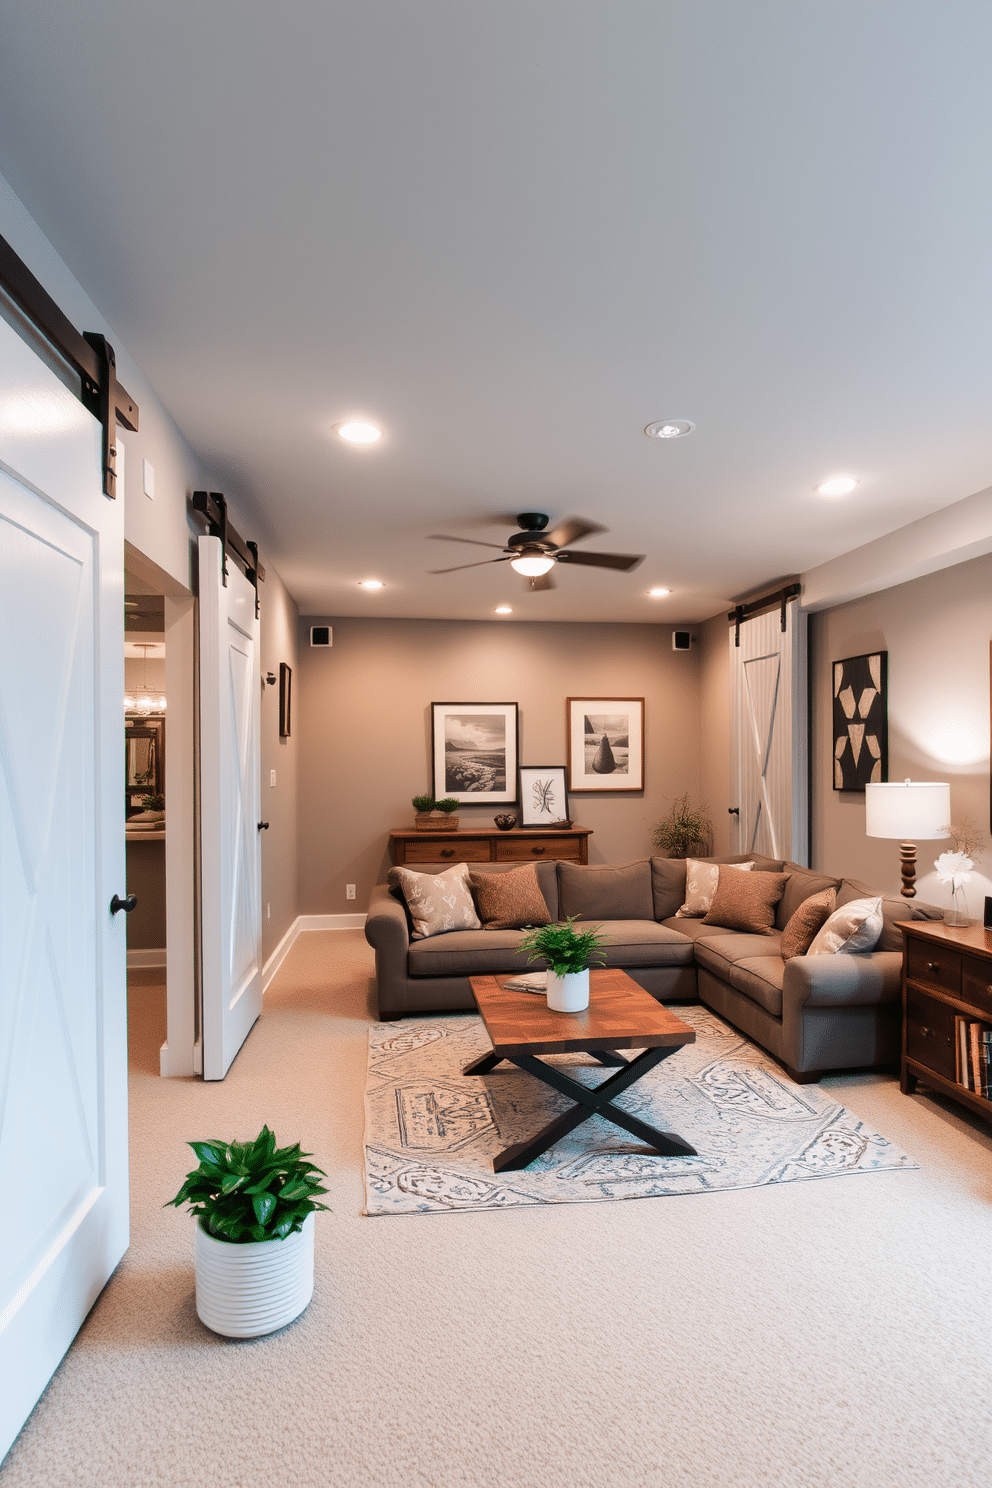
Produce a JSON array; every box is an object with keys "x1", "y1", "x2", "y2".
[
  {"x1": 389, "y1": 824, "x2": 591, "y2": 866},
  {"x1": 899, "y1": 919, "x2": 992, "y2": 1128}
]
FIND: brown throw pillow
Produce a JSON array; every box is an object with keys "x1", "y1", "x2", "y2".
[
  {"x1": 469, "y1": 863, "x2": 552, "y2": 930},
  {"x1": 780, "y1": 887, "x2": 837, "y2": 961},
  {"x1": 702, "y1": 867, "x2": 788, "y2": 935}
]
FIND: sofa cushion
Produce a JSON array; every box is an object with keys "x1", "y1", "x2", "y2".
[
  {"x1": 408, "y1": 929, "x2": 535, "y2": 977},
  {"x1": 776, "y1": 865, "x2": 843, "y2": 930},
  {"x1": 702, "y1": 868, "x2": 788, "y2": 934},
  {"x1": 391, "y1": 862, "x2": 481, "y2": 940},
  {"x1": 780, "y1": 887, "x2": 837, "y2": 960},
  {"x1": 660, "y1": 915, "x2": 740, "y2": 941},
  {"x1": 558, "y1": 859, "x2": 654, "y2": 921},
  {"x1": 835, "y1": 877, "x2": 941, "y2": 953},
  {"x1": 469, "y1": 863, "x2": 551, "y2": 929},
  {"x1": 650, "y1": 857, "x2": 687, "y2": 920},
  {"x1": 676, "y1": 858, "x2": 754, "y2": 917},
  {"x1": 809, "y1": 897, "x2": 883, "y2": 956},
  {"x1": 693, "y1": 933, "x2": 786, "y2": 979},
  {"x1": 592, "y1": 920, "x2": 696, "y2": 969},
  {"x1": 728, "y1": 957, "x2": 786, "y2": 1017}
]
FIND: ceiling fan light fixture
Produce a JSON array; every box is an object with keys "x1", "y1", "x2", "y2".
[
  {"x1": 509, "y1": 552, "x2": 556, "y2": 577},
  {"x1": 335, "y1": 420, "x2": 382, "y2": 445},
  {"x1": 645, "y1": 419, "x2": 694, "y2": 440}
]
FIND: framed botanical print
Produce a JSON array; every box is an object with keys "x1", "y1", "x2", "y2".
[
  {"x1": 518, "y1": 765, "x2": 568, "y2": 826},
  {"x1": 832, "y1": 652, "x2": 887, "y2": 790},
  {"x1": 431, "y1": 701, "x2": 519, "y2": 804},
  {"x1": 566, "y1": 697, "x2": 644, "y2": 792}
]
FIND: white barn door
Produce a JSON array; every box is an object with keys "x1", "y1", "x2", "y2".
[
  {"x1": 729, "y1": 605, "x2": 808, "y2": 864},
  {"x1": 0, "y1": 318, "x2": 128, "y2": 1457},
  {"x1": 198, "y1": 535, "x2": 262, "y2": 1080}
]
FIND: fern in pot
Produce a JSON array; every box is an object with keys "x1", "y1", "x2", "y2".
[
  {"x1": 166, "y1": 1124, "x2": 329, "y2": 1337},
  {"x1": 517, "y1": 916, "x2": 609, "y2": 1013}
]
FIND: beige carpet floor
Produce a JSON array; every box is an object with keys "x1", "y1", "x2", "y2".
[{"x1": 1, "y1": 929, "x2": 990, "y2": 1488}]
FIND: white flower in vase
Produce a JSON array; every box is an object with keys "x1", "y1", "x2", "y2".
[{"x1": 933, "y1": 850, "x2": 974, "y2": 889}]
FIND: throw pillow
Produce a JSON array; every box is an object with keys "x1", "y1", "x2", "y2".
[
  {"x1": 807, "y1": 896, "x2": 883, "y2": 956},
  {"x1": 780, "y1": 887, "x2": 837, "y2": 960},
  {"x1": 469, "y1": 863, "x2": 552, "y2": 930},
  {"x1": 558, "y1": 859, "x2": 654, "y2": 921},
  {"x1": 392, "y1": 862, "x2": 481, "y2": 941},
  {"x1": 702, "y1": 868, "x2": 788, "y2": 934},
  {"x1": 675, "y1": 858, "x2": 754, "y2": 918}
]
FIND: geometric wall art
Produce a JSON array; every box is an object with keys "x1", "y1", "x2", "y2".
[{"x1": 832, "y1": 652, "x2": 888, "y2": 791}]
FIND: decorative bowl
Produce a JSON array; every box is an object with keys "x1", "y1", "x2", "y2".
[{"x1": 494, "y1": 814, "x2": 517, "y2": 831}]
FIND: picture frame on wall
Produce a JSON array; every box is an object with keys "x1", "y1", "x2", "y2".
[
  {"x1": 566, "y1": 697, "x2": 644, "y2": 792},
  {"x1": 518, "y1": 765, "x2": 568, "y2": 827},
  {"x1": 431, "y1": 701, "x2": 519, "y2": 804},
  {"x1": 832, "y1": 652, "x2": 888, "y2": 791},
  {"x1": 279, "y1": 662, "x2": 292, "y2": 738}
]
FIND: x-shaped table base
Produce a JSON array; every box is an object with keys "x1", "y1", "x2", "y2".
[{"x1": 463, "y1": 1044, "x2": 698, "y2": 1172}]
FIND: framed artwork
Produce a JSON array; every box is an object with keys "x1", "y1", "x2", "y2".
[
  {"x1": 566, "y1": 697, "x2": 644, "y2": 792},
  {"x1": 832, "y1": 651, "x2": 888, "y2": 790},
  {"x1": 431, "y1": 701, "x2": 519, "y2": 804},
  {"x1": 279, "y1": 662, "x2": 292, "y2": 738},
  {"x1": 518, "y1": 765, "x2": 568, "y2": 826}
]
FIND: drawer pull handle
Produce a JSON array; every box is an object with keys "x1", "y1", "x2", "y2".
[
  {"x1": 926, "y1": 962, "x2": 940, "y2": 974},
  {"x1": 531, "y1": 846, "x2": 546, "y2": 854},
  {"x1": 920, "y1": 1026, "x2": 930, "y2": 1037},
  {"x1": 440, "y1": 848, "x2": 455, "y2": 857}
]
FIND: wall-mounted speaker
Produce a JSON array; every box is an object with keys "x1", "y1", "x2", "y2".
[
  {"x1": 672, "y1": 630, "x2": 693, "y2": 651},
  {"x1": 310, "y1": 625, "x2": 332, "y2": 647}
]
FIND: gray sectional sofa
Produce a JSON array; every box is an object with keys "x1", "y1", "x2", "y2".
[{"x1": 364, "y1": 854, "x2": 940, "y2": 1082}]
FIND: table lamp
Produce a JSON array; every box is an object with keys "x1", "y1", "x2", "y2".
[{"x1": 865, "y1": 779, "x2": 950, "y2": 898}]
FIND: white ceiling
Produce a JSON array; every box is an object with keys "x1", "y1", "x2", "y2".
[{"x1": 1, "y1": 2, "x2": 989, "y2": 622}]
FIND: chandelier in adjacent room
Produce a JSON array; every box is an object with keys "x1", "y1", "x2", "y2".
[{"x1": 124, "y1": 643, "x2": 167, "y2": 714}]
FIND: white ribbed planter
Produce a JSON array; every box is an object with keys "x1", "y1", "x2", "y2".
[
  {"x1": 194, "y1": 1212, "x2": 314, "y2": 1338},
  {"x1": 547, "y1": 968, "x2": 590, "y2": 1013}
]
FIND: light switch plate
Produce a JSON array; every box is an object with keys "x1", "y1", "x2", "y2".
[
  {"x1": 270, "y1": 769, "x2": 276, "y2": 787},
  {"x1": 142, "y1": 458, "x2": 155, "y2": 499}
]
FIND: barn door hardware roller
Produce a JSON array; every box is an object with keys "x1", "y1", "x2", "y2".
[
  {"x1": 191, "y1": 491, "x2": 265, "y2": 613},
  {"x1": 728, "y1": 582, "x2": 801, "y2": 646}
]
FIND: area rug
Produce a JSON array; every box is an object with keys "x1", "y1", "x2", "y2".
[{"x1": 362, "y1": 1007, "x2": 916, "y2": 1215}]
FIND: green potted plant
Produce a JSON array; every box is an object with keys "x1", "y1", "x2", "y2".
[
  {"x1": 411, "y1": 793, "x2": 460, "y2": 830},
  {"x1": 651, "y1": 793, "x2": 712, "y2": 859},
  {"x1": 517, "y1": 916, "x2": 609, "y2": 1012},
  {"x1": 139, "y1": 792, "x2": 165, "y2": 817},
  {"x1": 166, "y1": 1124, "x2": 329, "y2": 1338}
]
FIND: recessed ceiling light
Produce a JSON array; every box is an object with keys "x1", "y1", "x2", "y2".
[
  {"x1": 509, "y1": 553, "x2": 556, "y2": 577},
  {"x1": 815, "y1": 476, "x2": 858, "y2": 497},
  {"x1": 648, "y1": 587, "x2": 671, "y2": 597},
  {"x1": 645, "y1": 419, "x2": 695, "y2": 440},
  {"x1": 336, "y1": 420, "x2": 382, "y2": 444},
  {"x1": 358, "y1": 579, "x2": 384, "y2": 590},
  {"x1": 494, "y1": 605, "x2": 513, "y2": 614}
]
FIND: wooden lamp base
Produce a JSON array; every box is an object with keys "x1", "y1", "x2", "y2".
[{"x1": 898, "y1": 841, "x2": 917, "y2": 898}]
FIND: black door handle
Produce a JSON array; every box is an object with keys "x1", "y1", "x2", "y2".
[
  {"x1": 110, "y1": 893, "x2": 138, "y2": 915},
  {"x1": 258, "y1": 821, "x2": 269, "y2": 831},
  {"x1": 728, "y1": 807, "x2": 740, "y2": 816}
]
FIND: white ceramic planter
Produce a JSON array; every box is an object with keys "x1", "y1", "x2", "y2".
[
  {"x1": 547, "y1": 967, "x2": 590, "y2": 1013},
  {"x1": 194, "y1": 1212, "x2": 314, "y2": 1338}
]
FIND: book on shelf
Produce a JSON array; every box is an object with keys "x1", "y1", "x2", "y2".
[{"x1": 954, "y1": 1015, "x2": 992, "y2": 1099}]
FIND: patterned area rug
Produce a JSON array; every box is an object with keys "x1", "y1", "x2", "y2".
[{"x1": 363, "y1": 1008, "x2": 916, "y2": 1215}]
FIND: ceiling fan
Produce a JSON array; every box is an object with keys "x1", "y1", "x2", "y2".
[{"x1": 427, "y1": 512, "x2": 645, "y2": 590}]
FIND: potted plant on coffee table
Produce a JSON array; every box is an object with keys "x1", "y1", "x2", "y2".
[
  {"x1": 517, "y1": 916, "x2": 609, "y2": 1013},
  {"x1": 166, "y1": 1124, "x2": 329, "y2": 1338}
]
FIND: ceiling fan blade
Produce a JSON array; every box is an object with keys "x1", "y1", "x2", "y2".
[
  {"x1": 427, "y1": 534, "x2": 508, "y2": 550},
  {"x1": 429, "y1": 556, "x2": 514, "y2": 574},
  {"x1": 526, "y1": 570, "x2": 557, "y2": 591},
  {"x1": 543, "y1": 516, "x2": 607, "y2": 549},
  {"x1": 557, "y1": 550, "x2": 645, "y2": 571}
]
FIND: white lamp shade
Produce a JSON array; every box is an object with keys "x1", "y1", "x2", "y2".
[{"x1": 864, "y1": 781, "x2": 951, "y2": 840}]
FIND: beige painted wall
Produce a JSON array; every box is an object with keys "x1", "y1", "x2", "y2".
[
  {"x1": 260, "y1": 568, "x2": 300, "y2": 960},
  {"x1": 698, "y1": 612, "x2": 733, "y2": 857},
  {"x1": 297, "y1": 617, "x2": 703, "y2": 911},
  {"x1": 810, "y1": 552, "x2": 992, "y2": 910}
]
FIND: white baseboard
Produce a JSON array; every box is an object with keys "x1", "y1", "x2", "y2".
[
  {"x1": 128, "y1": 947, "x2": 166, "y2": 969},
  {"x1": 262, "y1": 912, "x2": 367, "y2": 992}
]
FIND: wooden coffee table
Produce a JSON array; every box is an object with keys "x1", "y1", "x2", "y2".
[{"x1": 467, "y1": 968, "x2": 698, "y2": 1172}]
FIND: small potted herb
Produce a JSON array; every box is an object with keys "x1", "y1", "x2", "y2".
[
  {"x1": 517, "y1": 916, "x2": 609, "y2": 1013},
  {"x1": 166, "y1": 1124, "x2": 329, "y2": 1337},
  {"x1": 411, "y1": 793, "x2": 460, "y2": 830}
]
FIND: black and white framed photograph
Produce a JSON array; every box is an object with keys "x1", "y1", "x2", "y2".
[
  {"x1": 832, "y1": 652, "x2": 888, "y2": 790},
  {"x1": 518, "y1": 765, "x2": 568, "y2": 827},
  {"x1": 279, "y1": 662, "x2": 292, "y2": 738},
  {"x1": 566, "y1": 696, "x2": 644, "y2": 792},
  {"x1": 431, "y1": 701, "x2": 519, "y2": 804}
]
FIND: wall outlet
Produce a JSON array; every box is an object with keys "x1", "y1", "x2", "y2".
[
  {"x1": 346, "y1": 884, "x2": 356, "y2": 900},
  {"x1": 270, "y1": 769, "x2": 277, "y2": 787},
  {"x1": 266, "y1": 902, "x2": 271, "y2": 919}
]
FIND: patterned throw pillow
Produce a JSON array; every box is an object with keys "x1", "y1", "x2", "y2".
[
  {"x1": 469, "y1": 864, "x2": 552, "y2": 930},
  {"x1": 392, "y1": 862, "x2": 481, "y2": 940},
  {"x1": 702, "y1": 868, "x2": 788, "y2": 934},
  {"x1": 675, "y1": 858, "x2": 754, "y2": 918},
  {"x1": 780, "y1": 887, "x2": 837, "y2": 960},
  {"x1": 807, "y1": 896, "x2": 883, "y2": 956}
]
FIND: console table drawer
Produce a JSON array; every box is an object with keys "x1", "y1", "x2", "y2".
[
  {"x1": 403, "y1": 838, "x2": 492, "y2": 863},
  {"x1": 961, "y1": 957, "x2": 992, "y2": 1018},
  {"x1": 905, "y1": 989, "x2": 957, "y2": 1081},
  {"x1": 906, "y1": 939, "x2": 961, "y2": 997},
  {"x1": 495, "y1": 836, "x2": 580, "y2": 862}
]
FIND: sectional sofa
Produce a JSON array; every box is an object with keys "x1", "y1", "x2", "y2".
[{"x1": 364, "y1": 854, "x2": 941, "y2": 1082}]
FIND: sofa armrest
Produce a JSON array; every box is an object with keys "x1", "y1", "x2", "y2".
[
  {"x1": 783, "y1": 950, "x2": 903, "y2": 1011},
  {"x1": 365, "y1": 883, "x2": 410, "y2": 956}
]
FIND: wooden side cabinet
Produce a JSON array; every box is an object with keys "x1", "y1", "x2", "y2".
[
  {"x1": 899, "y1": 919, "x2": 992, "y2": 1127},
  {"x1": 389, "y1": 825, "x2": 591, "y2": 866}
]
